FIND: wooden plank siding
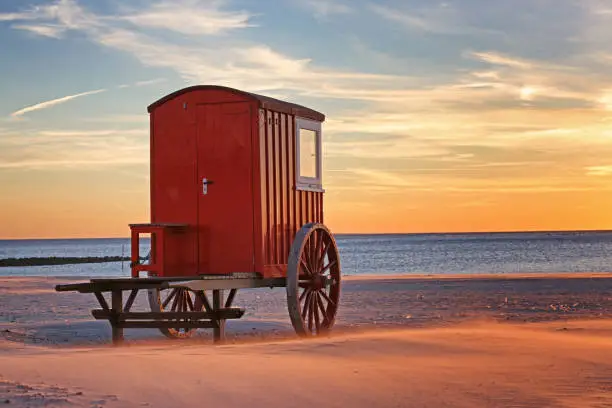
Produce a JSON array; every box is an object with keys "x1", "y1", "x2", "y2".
[{"x1": 258, "y1": 109, "x2": 323, "y2": 277}]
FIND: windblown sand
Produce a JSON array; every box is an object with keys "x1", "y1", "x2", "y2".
[{"x1": 1, "y1": 273, "x2": 612, "y2": 407}]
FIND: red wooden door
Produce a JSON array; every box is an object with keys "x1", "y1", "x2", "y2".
[{"x1": 196, "y1": 102, "x2": 254, "y2": 274}]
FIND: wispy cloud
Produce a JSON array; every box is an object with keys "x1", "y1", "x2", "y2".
[
  {"x1": 10, "y1": 89, "x2": 106, "y2": 117},
  {"x1": 332, "y1": 167, "x2": 612, "y2": 194},
  {"x1": 585, "y1": 165, "x2": 612, "y2": 176},
  {"x1": 0, "y1": 0, "x2": 255, "y2": 35},
  {"x1": 0, "y1": 127, "x2": 148, "y2": 169},
  {"x1": 37, "y1": 129, "x2": 145, "y2": 137},
  {"x1": 369, "y1": 3, "x2": 432, "y2": 31},
  {"x1": 0, "y1": 157, "x2": 146, "y2": 170},
  {"x1": 119, "y1": 0, "x2": 255, "y2": 35},
  {"x1": 118, "y1": 78, "x2": 167, "y2": 89},
  {"x1": 82, "y1": 114, "x2": 149, "y2": 123},
  {"x1": 0, "y1": 0, "x2": 95, "y2": 31},
  {"x1": 468, "y1": 51, "x2": 533, "y2": 69},
  {"x1": 132, "y1": 78, "x2": 166, "y2": 87},
  {"x1": 12, "y1": 24, "x2": 65, "y2": 38},
  {"x1": 297, "y1": 0, "x2": 352, "y2": 18},
  {"x1": 369, "y1": 2, "x2": 503, "y2": 37},
  {"x1": 0, "y1": 12, "x2": 37, "y2": 21}
]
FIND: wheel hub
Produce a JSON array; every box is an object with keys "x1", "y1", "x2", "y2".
[{"x1": 310, "y1": 273, "x2": 327, "y2": 290}]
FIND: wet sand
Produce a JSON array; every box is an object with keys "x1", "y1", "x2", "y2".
[{"x1": 1, "y1": 273, "x2": 612, "y2": 407}]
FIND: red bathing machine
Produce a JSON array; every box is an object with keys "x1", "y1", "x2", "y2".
[
  {"x1": 130, "y1": 85, "x2": 329, "y2": 279},
  {"x1": 65, "y1": 85, "x2": 343, "y2": 341}
]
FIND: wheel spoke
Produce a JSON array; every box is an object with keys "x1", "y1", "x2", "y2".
[
  {"x1": 314, "y1": 231, "x2": 324, "y2": 274},
  {"x1": 319, "y1": 289, "x2": 336, "y2": 306},
  {"x1": 300, "y1": 256, "x2": 313, "y2": 276},
  {"x1": 313, "y1": 293, "x2": 321, "y2": 334},
  {"x1": 179, "y1": 290, "x2": 187, "y2": 312},
  {"x1": 183, "y1": 290, "x2": 189, "y2": 312},
  {"x1": 301, "y1": 291, "x2": 312, "y2": 320},
  {"x1": 317, "y1": 239, "x2": 330, "y2": 273},
  {"x1": 298, "y1": 281, "x2": 309, "y2": 289},
  {"x1": 175, "y1": 290, "x2": 182, "y2": 312},
  {"x1": 170, "y1": 289, "x2": 181, "y2": 311},
  {"x1": 307, "y1": 231, "x2": 317, "y2": 273},
  {"x1": 320, "y1": 259, "x2": 337, "y2": 275},
  {"x1": 316, "y1": 292, "x2": 329, "y2": 326},
  {"x1": 299, "y1": 287, "x2": 310, "y2": 302},
  {"x1": 186, "y1": 291, "x2": 195, "y2": 311},
  {"x1": 184, "y1": 291, "x2": 190, "y2": 312},
  {"x1": 307, "y1": 294, "x2": 315, "y2": 332},
  {"x1": 162, "y1": 288, "x2": 177, "y2": 308}
]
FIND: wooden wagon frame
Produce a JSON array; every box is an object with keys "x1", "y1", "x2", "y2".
[{"x1": 56, "y1": 273, "x2": 283, "y2": 344}]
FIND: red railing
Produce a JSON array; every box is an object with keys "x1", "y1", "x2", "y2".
[{"x1": 128, "y1": 223, "x2": 188, "y2": 278}]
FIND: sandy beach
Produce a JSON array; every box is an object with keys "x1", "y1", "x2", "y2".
[{"x1": 2, "y1": 273, "x2": 612, "y2": 407}]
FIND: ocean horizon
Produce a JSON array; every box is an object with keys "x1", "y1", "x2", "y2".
[
  {"x1": 3, "y1": 228, "x2": 612, "y2": 241},
  {"x1": 2, "y1": 230, "x2": 612, "y2": 278}
]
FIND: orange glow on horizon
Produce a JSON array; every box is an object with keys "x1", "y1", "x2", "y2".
[{"x1": 2, "y1": 175, "x2": 612, "y2": 239}]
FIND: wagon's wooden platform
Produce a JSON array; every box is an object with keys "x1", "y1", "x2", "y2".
[
  {"x1": 55, "y1": 273, "x2": 287, "y2": 293},
  {"x1": 55, "y1": 274, "x2": 287, "y2": 345}
]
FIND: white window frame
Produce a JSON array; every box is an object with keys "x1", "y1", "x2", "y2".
[{"x1": 295, "y1": 117, "x2": 323, "y2": 192}]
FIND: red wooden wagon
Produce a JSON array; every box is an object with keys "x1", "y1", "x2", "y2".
[{"x1": 56, "y1": 85, "x2": 342, "y2": 344}]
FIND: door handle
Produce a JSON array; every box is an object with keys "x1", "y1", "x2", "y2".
[{"x1": 202, "y1": 178, "x2": 214, "y2": 195}]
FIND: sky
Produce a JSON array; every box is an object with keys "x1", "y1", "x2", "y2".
[{"x1": 1, "y1": 0, "x2": 612, "y2": 238}]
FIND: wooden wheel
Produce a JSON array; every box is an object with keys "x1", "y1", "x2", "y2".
[
  {"x1": 147, "y1": 287, "x2": 202, "y2": 339},
  {"x1": 287, "y1": 222, "x2": 341, "y2": 337}
]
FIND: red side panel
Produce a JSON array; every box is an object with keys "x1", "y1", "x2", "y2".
[{"x1": 257, "y1": 109, "x2": 323, "y2": 278}]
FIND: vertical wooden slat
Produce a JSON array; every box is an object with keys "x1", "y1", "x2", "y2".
[
  {"x1": 311, "y1": 192, "x2": 315, "y2": 223},
  {"x1": 285, "y1": 113, "x2": 292, "y2": 262},
  {"x1": 319, "y1": 192, "x2": 324, "y2": 223},
  {"x1": 302, "y1": 191, "x2": 310, "y2": 224},
  {"x1": 306, "y1": 192, "x2": 311, "y2": 223},
  {"x1": 306, "y1": 191, "x2": 310, "y2": 227},
  {"x1": 304, "y1": 192, "x2": 308, "y2": 227},
  {"x1": 285, "y1": 114, "x2": 294, "y2": 254},
  {"x1": 302, "y1": 192, "x2": 306, "y2": 226},
  {"x1": 299, "y1": 191, "x2": 304, "y2": 230},
  {"x1": 273, "y1": 112, "x2": 281, "y2": 264},
  {"x1": 259, "y1": 109, "x2": 269, "y2": 267},
  {"x1": 278, "y1": 113, "x2": 286, "y2": 263},
  {"x1": 265, "y1": 110, "x2": 274, "y2": 265}
]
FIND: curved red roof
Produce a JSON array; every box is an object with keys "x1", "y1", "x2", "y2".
[{"x1": 147, "y1": 85, "x2": 325, "y2": 122}]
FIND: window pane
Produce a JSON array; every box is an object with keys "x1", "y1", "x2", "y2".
[{"x1": 299, "y1": 128, "x2": 317, "y2": 179}]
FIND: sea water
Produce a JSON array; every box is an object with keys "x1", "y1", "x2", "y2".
[{"x1": 1, "y1": 231, "x2": 612, "y2": 277}]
